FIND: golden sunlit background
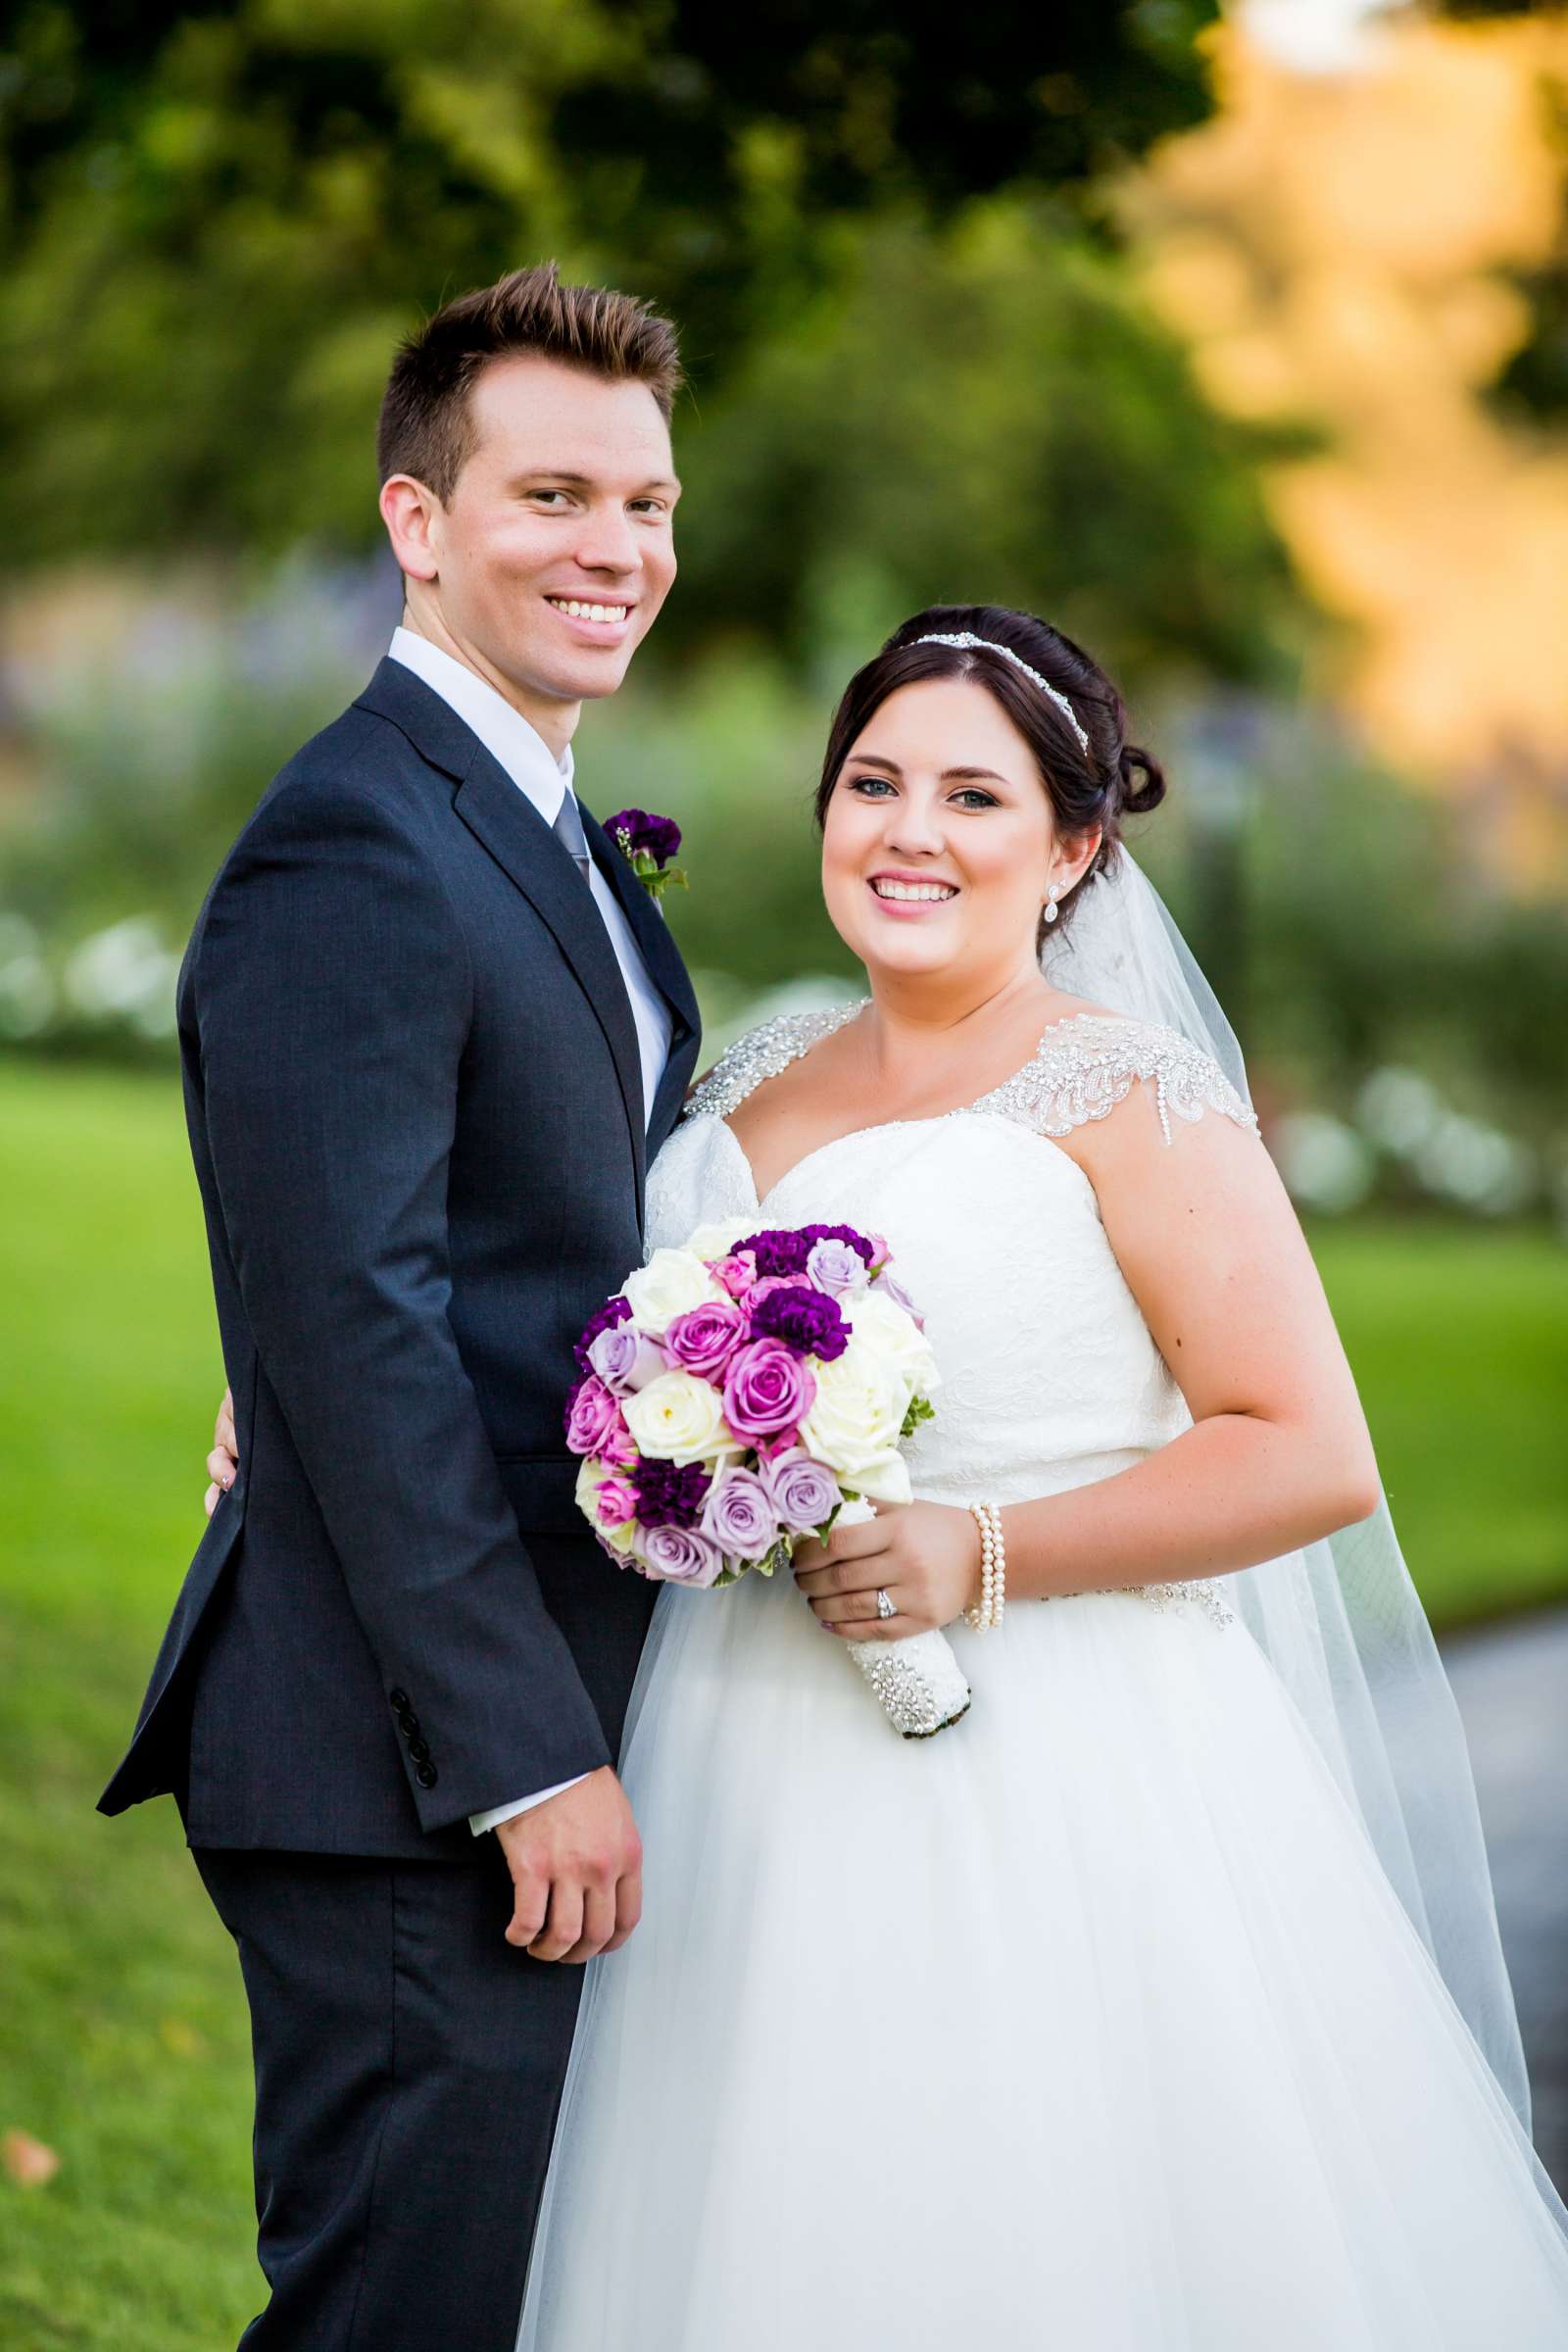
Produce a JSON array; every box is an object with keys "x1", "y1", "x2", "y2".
[{"x1": 2, "y1": 5, "x2": 1566, "y2": 2342}]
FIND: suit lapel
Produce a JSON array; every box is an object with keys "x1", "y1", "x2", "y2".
[
  {"x1": 578, "y1": 800, "x2": 704, "y2": 1157},
  {"x1": 579, "y1": 802, "x2": 701, "y2": 1035},
  {"x1": 356, "y1": 662, "x2": 648, "y2": 1196}
]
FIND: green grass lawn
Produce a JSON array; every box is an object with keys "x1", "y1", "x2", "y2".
[{"x1": 1, "y1": 1055, "x2": 1565, "y2": 2347}]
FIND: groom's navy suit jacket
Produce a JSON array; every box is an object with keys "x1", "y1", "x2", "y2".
[{"x1": 100, "y1": 660, "x2": 701, "y2": 1858}]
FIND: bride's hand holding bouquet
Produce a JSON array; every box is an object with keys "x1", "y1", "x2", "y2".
[{"x1": 565, "y1": 1215, "x2": 974, "y2": 1738}]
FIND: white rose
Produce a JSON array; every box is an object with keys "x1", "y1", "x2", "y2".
[
  {"x1": 683, "y1": 1216, "x2": 757, "y2": 1263},
  {"x1": 623, "y1": 1247, "x2": 728, "y2": 1338},
  {"x1": 573, "y1": 1455, "x2": 638, "y2": 1554},
  {"x1": 622, "y1": 1369, "x2": 733, "y2": 1465},
  {"x1": 844, "y1": 1288, "x2": 941, "y2": 1405},
  {"x1": 798, "y1": 1339, "x2": 905, "y2": 1478},
  {"x1": 848, "y1": 1450, "x2": 913, "y2": 1506}
]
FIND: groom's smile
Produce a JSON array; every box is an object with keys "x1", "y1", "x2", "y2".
[{"x1": 382, "y1": 351, "x2": 680, "y2": 757}]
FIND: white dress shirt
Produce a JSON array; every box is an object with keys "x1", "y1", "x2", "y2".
[{"x1": 387, "y1": 629, "x2": 671, "y2": 1836}]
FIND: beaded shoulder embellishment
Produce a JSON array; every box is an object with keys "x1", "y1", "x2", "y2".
[
  {"x1": 972, "y1": 1016, "x2": 1258, "y2": 1148},
  {"x1": 684, "y1": 1002, "x2": 865, "y2": 1122}
]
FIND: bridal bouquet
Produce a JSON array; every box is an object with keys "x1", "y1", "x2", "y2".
[{"x1": 565, "y1": 1219, "x2": 971, "y2": 1738}]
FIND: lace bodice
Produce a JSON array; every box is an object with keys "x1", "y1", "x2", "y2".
[{"x1": 652, "y1": 1005, "x2": 1259, "y2": 1626}]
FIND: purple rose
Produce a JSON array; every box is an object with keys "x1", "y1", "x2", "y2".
[
  {"x1": 700, "y1": 1467, "x2": 779, "y2": 1562},
  {"x1": 639, "y1": 1521, "x2": 723, "y2": 1587},
  {"x1": 723, "y1": 1338, "x2": 815, "y2": 1444},
  {"x1": 759, "y1": 1449, "x2": 842, "y2": 1537},
  {"x1": 806, "y1": 1239, "x2": 868, "y2": 1298},
  {"x1": 803, "y1": 1222, "x2": 877, "y2": 1266},
  {"x1": 593, "y1": 1474, "x2": 640, "y2": 1530},
  {"x1": 872, "y1": 1267, "x2": 925, "y2": 1327},
  {"x1": 749, "y1": 1284, "x2": 850, "y2": 1362},
  {"x1": 574, "y1": 1295, "x2": 631, "y2": 1374},
  {"x1": 607, "y1": 808, "x2": 683, "y2": 867},
  {"x1": 565, "y1": 1375, "x2": 621, "y2": 1455},
  {"x1": 633, "y1": 1457, "x2": 712, "y2": 1529},
  {"x1": 588, "y1": 1321, "x2": 666, "y2": 1395},
  {"x1": 663, "y1": 1299, "x2": 749, "y2": 1380}
]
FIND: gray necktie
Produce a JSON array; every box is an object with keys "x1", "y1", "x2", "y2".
[{"x1": 552, "y1": 791, "x2": 594, "y2": 888}]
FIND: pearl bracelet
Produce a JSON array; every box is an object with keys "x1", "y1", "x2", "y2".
[{"x1": 963, "y1": 1501, "x2": 1005, "y2": 1631}]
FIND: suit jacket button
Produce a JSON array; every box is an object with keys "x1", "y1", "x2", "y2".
[
  {"x1": 415, "y1": 1763, "x2": 438, "y2": 1789},
  {"x1": 398, "y1": 1711, "x2": 420, "y2": 1738},
  {"x1": 388, "y1": 1689, "x2": 411, "y2": 1711},
  {"x1": 408, "y1": 1739, "x2": 430, "y2": 1763}
]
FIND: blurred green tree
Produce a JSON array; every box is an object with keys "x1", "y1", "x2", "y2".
[{"x1": 0, "y1": 0, "x2": 1222, "y2": 562}]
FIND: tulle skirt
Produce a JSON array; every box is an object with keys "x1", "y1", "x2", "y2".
[{"x1": 517, "y1": 1568, "x2": 1568, "y2": 2350}]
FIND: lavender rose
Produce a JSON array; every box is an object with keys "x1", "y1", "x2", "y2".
[
  {"x1": 749, "y1": 1284, "x2": 850, "y2": 1362},
  {"x1": 564, "y1": 1375, "x2": 622, "y2": 1455},
  {"x1": 871, "y1": 1267, "x2": 925, "y2": 1327},
  {"x1": 722, "y1": 1338, "x2": 816, "y2": 1444},
  {"x1": 588, "y1": 1321, "x2": 667, "y2": 1394},
  {"x1": 663, "y1": 1299, "x2": 749, "y2": 1380},
  {"x1": 700, "y1": 1467, "x2": 778, "y2": 1562},
  {"x1": 759, "y1": 1449, "x2": 841, "y2": 1537},
  {"x1": 805, "y1": 1238, "x2": 868, "y2": 1298},
  {"x1": 573, "y1": 1294, "x2": 631, "y2": 1374},
  {"x1": 633, "y1": 1457, "x2": 712, "y2": 1529},
  {"x1": 639, "y1": 1521, "x2": 723, "y2": 1587}
]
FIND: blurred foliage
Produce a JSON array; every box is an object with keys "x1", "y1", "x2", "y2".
[{"x1": 0, "y1": 0, "x2": 1223, "y2": 565}]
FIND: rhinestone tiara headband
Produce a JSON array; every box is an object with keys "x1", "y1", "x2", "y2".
[{"x1": 911, "y1": 631, "x2": 1091, "y2": 756}]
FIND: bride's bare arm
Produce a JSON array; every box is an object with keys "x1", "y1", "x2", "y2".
[
  {"x1": 992, "y1": 1094, "x2": 1381, "y2": 1598},
  {"x1": 798, "y1": 1089, "x2": 1380, "y2": 1632}
]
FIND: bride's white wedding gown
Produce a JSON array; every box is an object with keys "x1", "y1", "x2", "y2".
[{"x1": 517, "y1": 1008, "x2": 1568, "y2": 2350}]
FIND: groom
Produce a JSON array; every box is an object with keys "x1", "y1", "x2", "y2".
[{"x1": 99, "y1": 263, "x2": 702, "y2": 2346}]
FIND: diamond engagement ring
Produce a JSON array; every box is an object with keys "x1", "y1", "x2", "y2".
[{"x1": 876, "y1": 1588, "x2": 897, "y2": 1621}]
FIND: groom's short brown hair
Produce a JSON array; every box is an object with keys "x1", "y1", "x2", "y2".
[{"x1": 376, "y1": 262, "x2": 682, "y2": 501}]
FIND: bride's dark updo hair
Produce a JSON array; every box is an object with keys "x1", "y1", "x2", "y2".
[{"x1": 814, "y1": 604, "x2": 1165, "y2": 941}]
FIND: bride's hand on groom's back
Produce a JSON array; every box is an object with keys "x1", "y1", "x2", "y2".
[
  {"x1": 794, "y1": 1502, "x2": 981, "y2": 1638},
  {"x1": 496, "y1": 1768, "x2": 644, "y2": 1965},
  {"x1": 204, "y1": 1386, "x2": 239, "y2": 1518}
]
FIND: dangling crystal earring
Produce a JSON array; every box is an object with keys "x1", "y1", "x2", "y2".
[{"x1": 1043, "y1": 886, "x2": 1059, "y2": 925}]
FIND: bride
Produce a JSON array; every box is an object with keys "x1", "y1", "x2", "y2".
[
  {"x1": 514, "y1": 608, "x2": 1568, "y2": 2346},
  {"x1": 205, "y1": 604, "x2": 1568, "y2": 2343}
]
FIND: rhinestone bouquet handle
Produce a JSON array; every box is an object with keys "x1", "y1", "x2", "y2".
[{"x1": 834, "y1": 1500, "x2": 972, "y2": 1739}]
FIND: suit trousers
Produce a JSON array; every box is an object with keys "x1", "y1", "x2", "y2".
[{"x1": 195, "y1": 1845, "x2": 586, "y2": 2352}]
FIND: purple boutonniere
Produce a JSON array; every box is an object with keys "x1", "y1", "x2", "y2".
[{"x1": 606, "y1": 807, "x2": 687, "y2": 905}]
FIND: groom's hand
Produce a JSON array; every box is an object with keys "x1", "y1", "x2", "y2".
[{"x1": 495, "y1": 1767, "x2": 643, "y2": 1964}]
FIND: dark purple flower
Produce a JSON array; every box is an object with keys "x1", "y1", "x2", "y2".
[
  {"x1": 663, "y1": 1299, "x2": 749, "y2": 1380},
  {"x1": 607, "y1": 808, "x2": 683, "y2": 867},
  {"x1": 737, "y1": 1227, "x2": 813, "y2": 1280},
  {"x1": 633, "y1": 1457, "x2": 713, "y2": 1530},
  {"x1": 723, "y1": 1338, "x2": 815, "y2": 1444},
  {"x1": 574, "y1": 1294, "x2": 631, "y2": 1374},
  {"x1": 738, "y1": 1222, "x2": 878, "y2": 1280},
  {"x1": 749, "y1": 1285, "x2": 850, "y2": 1362}
]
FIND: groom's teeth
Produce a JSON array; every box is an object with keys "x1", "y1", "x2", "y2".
[
  {"x1": 872, "y1": 879, "x2": 957, "y2": 902},
  {"x1": 549, "y1": 599, "x2": 630, "y2": 622}
]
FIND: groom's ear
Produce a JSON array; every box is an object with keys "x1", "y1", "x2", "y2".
[{"x1": 379, "y1": 474, "x2": 442, "y2": 583}]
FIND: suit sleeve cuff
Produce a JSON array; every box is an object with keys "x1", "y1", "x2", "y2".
[{"x1": 469, "y1": 1773, "x2": 593, "y2": 1837}]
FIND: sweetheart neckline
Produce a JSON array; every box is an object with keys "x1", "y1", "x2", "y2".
[
  {"x1": 710, "y1": 1102, "x2": 1102, "y2": 1219},
  {"x1": 709, "y1": 1005, "x2": 1120, "y2": 1210}
]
